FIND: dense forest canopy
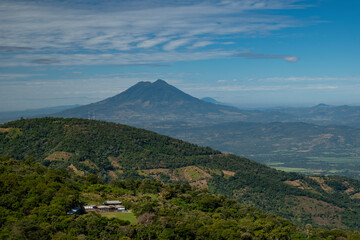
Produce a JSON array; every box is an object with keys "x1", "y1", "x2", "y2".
[{"x1": 2, "y1": 156, "x2": 360, "y2": 239}]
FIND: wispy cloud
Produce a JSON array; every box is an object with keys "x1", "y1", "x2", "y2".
[
  {"x1": 0, "y1": 0, "x2": 309, "y2": 66},
  {"x1": 0, "y1": 46, "x2": 34, "y2": 52},
  {"x1": 189, "y1": 41, "x2": 214, "y2": 49},
  {"x1": 0, "y1": 73, "x2": 43, "y2": 79},
  {"x1": 31, "y1": 58, "x2": 60, "y2": 64},
  {"x1": 163, "y1": 39, "x2": 192, "y2": 51},
  {"x1": 137, "y1": 37, "x2": 170, "y2": 48},
  {"x1": 65, "y1": 72, "x2": 83, "y2": 75},
  {"x1": 236, "y1": 52, "x2": 300, "y2": 62}
]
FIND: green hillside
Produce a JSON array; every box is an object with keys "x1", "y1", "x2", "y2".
[
  {"x1": 0, "y1": 157, "x2": 296, "y2": 239},
  {"x1": 2, "y1": 156, "x2": 360, "y2": 240},
  {"x1": 2, "y1": 118, "x2": 360, "y2": 230}
]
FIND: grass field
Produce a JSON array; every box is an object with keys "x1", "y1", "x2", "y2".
[
  {"x1": 267, "y1": 162, "x2": 284, "y2": 166},
  {"x1": 307, "y1": 156, "x2": 360, "y2": 163},
  {"x1": 271, "y1": 166, "x2": 316, "y2": 174},
  {"x1": 99, "y1": 212, "x2": 137, "y2": 224}
]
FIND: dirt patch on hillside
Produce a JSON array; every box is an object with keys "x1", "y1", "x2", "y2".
[
  {"x1": 284, "y1": 180, "x2": 312, "y2": 190},
  {"x1": 80, "y1": 160, "x2": 99, "y2": 170},
  {"x1": 108, "y1": 170, "x2": 118, "y2": 179},
  {"x1": 344, "y1": 187, "x2": 355, "y2": 194},
  {"x1": 142, "y1": 166, "x2": 213, "y2": 183},
  {"x1": 351, "y1": 193, "x2": 360, "y2": 199},
  {"x1": 222, "y1": 170, "x2": 235, "y2": 176},
  {"x1": 309, "y1": 177, "x2": 334, "y2": 193},
  {"x1": 109, "y1": 157, "x2": 122, "y2": 169},
  {"x1": 46, "y1": 151, "x2": 73, "y2": 161},
  {"x1": 342, "y1": 181, "x2": 355, "y2": 194},
  {"x1": 286, "y1": 196, "x2": 345, "y2": 228},
  {"x1": 181, "y1": 166, "x2": 212, "y2": 182},
  {"x1": 142, "y1": 168, "x2": 180, "y2": 181},
  {"x1": 68, "y1": 164, "x2": 84, "y2": 176},
  {"x1": 296, "y1": 196, "x2": 343, "y2": 214},
  {"x1": 0, "y1": 128, "x2": 12, "y2": 133},
  {"x1": 190, "y1": 180, "x2": 208, "y2": 189}
]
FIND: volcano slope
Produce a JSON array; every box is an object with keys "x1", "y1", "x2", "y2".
[{"x1": 1, "y1": 117, "x2": 360, "y2": 230}]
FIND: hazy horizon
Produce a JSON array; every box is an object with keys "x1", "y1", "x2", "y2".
[
  {"x1": 1, "y1": 0, "x2": 359, "y2": 111},
  {"x1": 1, "y1": 79, "x2": 359, "y2": 113}
]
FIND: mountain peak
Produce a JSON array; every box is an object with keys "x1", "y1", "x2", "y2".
[
  {"x1": 153, "y1": 79, "x2": 168, "y2": 85},
  {"x1": 55, "y1": 79, "x2": 240, "y2": 125}
]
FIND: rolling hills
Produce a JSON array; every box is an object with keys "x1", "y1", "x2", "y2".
[
  {"x1": 274, "y1": 104, "x2": 360, "y2": 128},
  {"x1": 1, "y1": 117, "x2": 360, "y2": 230},
  {"x1": 0, "y1": 104, "x2": 80, "y2": 124},
  {"x1": 157, "y1": 121, "x2": 360, "y2": 179}
]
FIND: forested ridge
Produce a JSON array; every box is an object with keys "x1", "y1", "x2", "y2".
[
  {"x1": 1, "y1": 118, "x2": 360, "y2": 230},
  {"x1": 2, "y1": 156, "x2": 360, "y2": 239}
]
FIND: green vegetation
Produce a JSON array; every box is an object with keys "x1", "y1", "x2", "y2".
[
  {"x1": 2, "y1": 156, "x2": 360, "y2": 239},
  {"x1": 2, "y1": 118, "x2": 360, "y2": 231},
  {"x1": 271, "y1": 167, "x2": 317, "y2": 173},
  {"x1": 99, "y1": 212, "x2": 137, "y2": 224}
]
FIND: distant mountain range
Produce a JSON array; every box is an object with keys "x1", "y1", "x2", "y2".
[
  {"x1": 3, "y1": 80, "x2": 360, "y2": 179},
  {"x1": 3, "y1": 80, "x2": 360, "y2": 128},
  {"x1": 274, "y1": 104, "x2": 360, "y2": 128},
  {"x1": 0, "y1": 104, "x2": 80, "y2": 124}
]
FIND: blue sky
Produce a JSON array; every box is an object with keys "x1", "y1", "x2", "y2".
[{"x1": 0, "y1": 0, "x2": 359, "y2": 111}]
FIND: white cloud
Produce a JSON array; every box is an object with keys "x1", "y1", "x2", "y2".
[
  {"x1": 137, "y1": 37, "x2": 170, "y2": 48},
  {"x1": 163, "y1": 39, "x2": 192, "y2": 51},
  {"x1": 0, "y1": 49, "x2": 238, "y2": 66},
  {"x1": 236, "y1": 52, "x2": 300, "y2": 62},
  {"x1": 0, "y1": 0, "x2": 309, "y2": 66},
  {"x1": 189, "y1": 41, "x2": 214, "y2": 49}
]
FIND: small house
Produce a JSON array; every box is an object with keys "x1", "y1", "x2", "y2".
[
  {"x1": 98, "y1": 205, "x2": 111, "y2": 212},
  {"x1": 104, "y1": 200, "x2": 122, "y2": 205},
  {"x1": 67, "y1": 206, "x2": 82, "y2": 215},
  {"x1": 116, "y1": 206, "x2": 126, "y2": 212},
  {"x1": 84, "y1": 205, "x2": 97, "y2": 211}
]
